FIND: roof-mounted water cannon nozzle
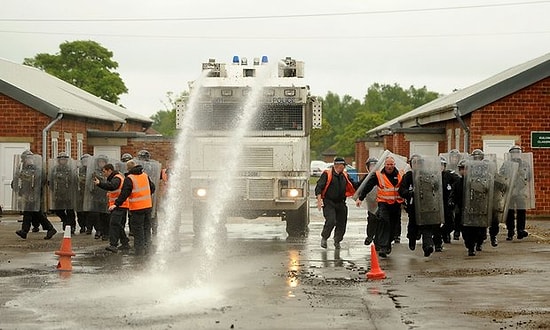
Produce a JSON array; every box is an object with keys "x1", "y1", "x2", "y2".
[
  {"x1": 241, "y1": 57, "x2": 248, "y2": 65},
  {"x1": 253, "y1": 57, "x2": 260, "y2": 65}
]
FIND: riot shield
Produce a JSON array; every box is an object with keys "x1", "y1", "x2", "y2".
[
  {"x1": 114, "y1": 161, "x2": 128, "y2": 174},
  {"x1": 83, "y1": 155, "x2": 110, "y2": 213},
  {"x1": 505, "y1": 152, "x2": 535, "y2": 210},
  {"x1": 135, "y1": 159, "x2": 162, "y2": 217},
  {"x1": 440, "y1": 151, "x2": 467, "y2": 173},
  {"x1": 48, "y1": 157, "x2": 77, "y2": 210},
  {"x1": 492, "y1": 160, "x2": 519, "y2": 223},
  {"x1": 412, "y1": 156, "x2": 444, "y2": 226},
  {"x1": 75, "y1": 155, "x2": 90, "y2": 212},
  {"x1": 353, "y1": 150, "x2": 408, "y2": 200},
  {"x1": 11, "y1": 154, "x2": 43, "y2": 212},
  {"x1": 463, "y1": 160, "x2": 496, "y2": 227}
]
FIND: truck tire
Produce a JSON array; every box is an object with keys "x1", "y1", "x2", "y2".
[
  {"x1": 285, "y1": 202, "x2": 309, "y2": 237},
  {"x1": 192, "y1": 203, "x2": 227, "y2": 239}
]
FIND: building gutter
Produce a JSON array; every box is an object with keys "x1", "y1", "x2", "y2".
[{"x1": 453, "y1": 106, "x2": 470, "y2": 152}]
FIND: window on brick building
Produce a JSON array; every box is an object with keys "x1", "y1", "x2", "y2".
[{"x1": 51, "y1": 137, "x2": 59, "y2": 159}]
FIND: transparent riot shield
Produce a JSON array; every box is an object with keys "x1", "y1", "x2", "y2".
[
  {"x1": 75, "y1": 155, "x2": 90, "y2": 212},
  {"x1": 48, "y1": 157, "x2": 77, "y2": 210},
  {"x1": 114, "y1": 161, "x2": 128, "y2": 174},
  {"x1": 505, "y1": 152, "x2": 535, "y2": 210},
  {"x1": 134, "y1": 159, "x2": 162, "y2": 217},
  {"x1": 492, "y1": 160, "x2": 519, "y2": 223},
  {"x1": 412, "y1": 156, "x2": 444, "y2": 226},
  {"x1": 11, "y1": 154, "x2": 43, "y2": 212},
  {"x1": 440, "y1": 151, "x2": 467, "y2": 173},
  {"x1": 353, "y1": 150, "x2": 408, "y2": 200},
  {"x1": 83, "y1": 155, "x2": 110, "y2": 213},
  {"x1": 463, "y1": 160, "x2": 496, "y2": 227}
]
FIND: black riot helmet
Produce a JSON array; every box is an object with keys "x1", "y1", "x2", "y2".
[
  {"x1": 366, "y1": 157, "x2": 378, "y2": 167},
  {"x1": 137, "y1": 149, "x2": 151, "y2": 161},
  {"x1": 121, "y1": 153, "x2": 133, "y2": 162},
  {"x1": 409, "y1": 154, "x2": 422, "y2": 163},
  {"x1": 509, "y1": 145, "x2": 522, "y2": 153},
  {"x1": 458, "y1": 159, "x2": 467, "y2": 169},
  {"x1": 471, "y1": 149, "x2": 484, "y2": 161},
  {"x1": 57, "y1": 152, "x2": 69, "y2": 159},
  {"x1": 21, "y1": 150, "x2": 34, "y2": 163}
]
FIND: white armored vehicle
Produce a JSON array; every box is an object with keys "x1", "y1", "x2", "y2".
[{"x1": 176, "y1": 56, "x2": 322, "y2": 237}]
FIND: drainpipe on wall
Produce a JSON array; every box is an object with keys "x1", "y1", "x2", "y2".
[
  {"x1": 42, "y1": 113, "x2": 63, "y2": 208},
  {"x1": 42, "y1": 113, "x2": 64, "y2": 161},
  {"x1": 453, "y1": 106, "x2": 470, "y2": 153}
]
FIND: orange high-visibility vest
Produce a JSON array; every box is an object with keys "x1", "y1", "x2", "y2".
[
  {"x1": 128, "y1": 173, "x2": 152, "y2": 211},
  {"x1": 321, "y1": 169, "x2": 356, "y2": 199},
  {"x1": 375, "y1": 171, "x2": 404, "y2": 204},
  {"x1": 107, "y1": 173, "x2": 130, "y2": 209}
]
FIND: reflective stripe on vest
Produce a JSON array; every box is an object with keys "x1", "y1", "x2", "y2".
[
  {"x1": 375, "y1": 171, "x2": 404, "y2": 204},
  {"x1": 128, "y1": 173, "x2": 152, "y2": 211},
  {"x1": 107, "y1": 173, "x2": 129, "y2": 208},
  {"x1": 320, "y1": 169, "x2": 356, "y2": 199}
]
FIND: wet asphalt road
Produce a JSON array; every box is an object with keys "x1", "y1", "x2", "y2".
[{"x1": 1, "y1": 198, "x2": 550, "y2": 329}]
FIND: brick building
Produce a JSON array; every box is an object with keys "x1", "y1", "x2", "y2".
[
  {"x1": 0, "y1": 58, "x2": 173, "y2": 210},
  {"x1": 355, "y1": 52, "x2": 550, "y2": 217}
]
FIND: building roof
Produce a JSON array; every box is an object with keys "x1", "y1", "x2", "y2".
[
  {"x1": 367, "y1": 52, "x2": 550, "y2": 136},
  {"x1": 0, "y1": 57, "x2": 152, "y2": 124}
]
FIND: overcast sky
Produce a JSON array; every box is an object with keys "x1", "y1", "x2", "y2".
[{"x1": 1, "y1": 0, "x2": 549, "y2": 118}]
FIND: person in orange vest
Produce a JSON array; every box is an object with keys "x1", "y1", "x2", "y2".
[
  {"x1": 109, "y1": 160, "x2": 155, "y2": 256},
  {"x1": 357, "y1": 156, "x2": 404, "y2": 257},
  {"x1": 315, "y1": 157, "x2": 357, "y2": 249},
  {"x1": 94, "y1": 163, "x2": 131, "y2": 253}
]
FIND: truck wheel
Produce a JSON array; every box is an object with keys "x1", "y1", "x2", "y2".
[
  {"x1": 193, "y1": 203, "x2": 227, "y2": 239},
  {"x1": 285, "y1": 202, "x2": 309, "y2": 237}
]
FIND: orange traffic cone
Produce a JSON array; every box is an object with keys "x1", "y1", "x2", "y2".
[
  {"x1": 366, "y1": 243, "x2": 386, "y2": 280},
  {"x1": 55, "y1": 226, "x2": 75, "y2": 272}
]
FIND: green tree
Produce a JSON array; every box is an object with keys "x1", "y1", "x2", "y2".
[
  {"x1": 311, "y1": 83, "x2": 439, "y2": 160},
  {"x1": 23, "y1": 40, "x2": 127, "y2": 104}
]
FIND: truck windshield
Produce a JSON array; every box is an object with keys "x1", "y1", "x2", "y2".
[{"x1": 195, "y1": 103, "x2": 304, "y2": 131}]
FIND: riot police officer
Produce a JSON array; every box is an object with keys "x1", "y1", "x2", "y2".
[
  {"x1": 12, "y1": 150, "x2": 57, "y2": 240},
  {"x1": 135, "y1": 149, "x2": 161, "y2": 236},
  {"x1": 399, "y1": 154, "x2": 444, "y2": 257},
  {"x1": 355, "y1": 157, "x2": 379, "y2": 245},
  {"x1": 84, "y1": 155, "x2": 110, "y2": 239},
  {"x1": 440, "y1": 156, "x2": 461, "y2": 243},
  {"x1": 49, "y1": 152, "x2": 77, "y2": 234},
  {"x1": 506, "y1": 145, "x2": 534, "y2": 240},
  {"x1": 459, "y1": 151, "x2": 496, "y2": 256},
  {"x1": 75, "y1": 154, "x2": 91, "y2": 234}
]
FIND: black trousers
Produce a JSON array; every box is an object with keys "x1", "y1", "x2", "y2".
[
  {"x1": 130, "y1": 208, "x2": 152, "y2": 255},
  {"x1": 375, "y1": 202, "x2": 401, "y2": 254},
  {"x1": 321, "y1": 199, "x2": 348, "y2": 243},
  {"x1": 21, "y1": 211, "x2": 54, "y2": 233},
  {"x1": 365, "y1": 211, "x2": 378, "y2": 240},
  {"x1": 406, "y1": 211, "x2": 443, "y2": 250},
  {"x1": 54, "y1": 209, "x2": 76, "y2": 231},
  {"x1": 462, "y1": 226, "x2": 487, "y2": 250},
  {"x1": 506, "y1": 209, "x2": 527, "y2": 235},
  {"x1": 109, "y1": 208, "x2": 129, "y2": 247}
]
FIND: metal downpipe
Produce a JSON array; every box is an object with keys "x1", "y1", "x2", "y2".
[{"x1": 453, "y1": 106, "x2": 470, "y2": 153}]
